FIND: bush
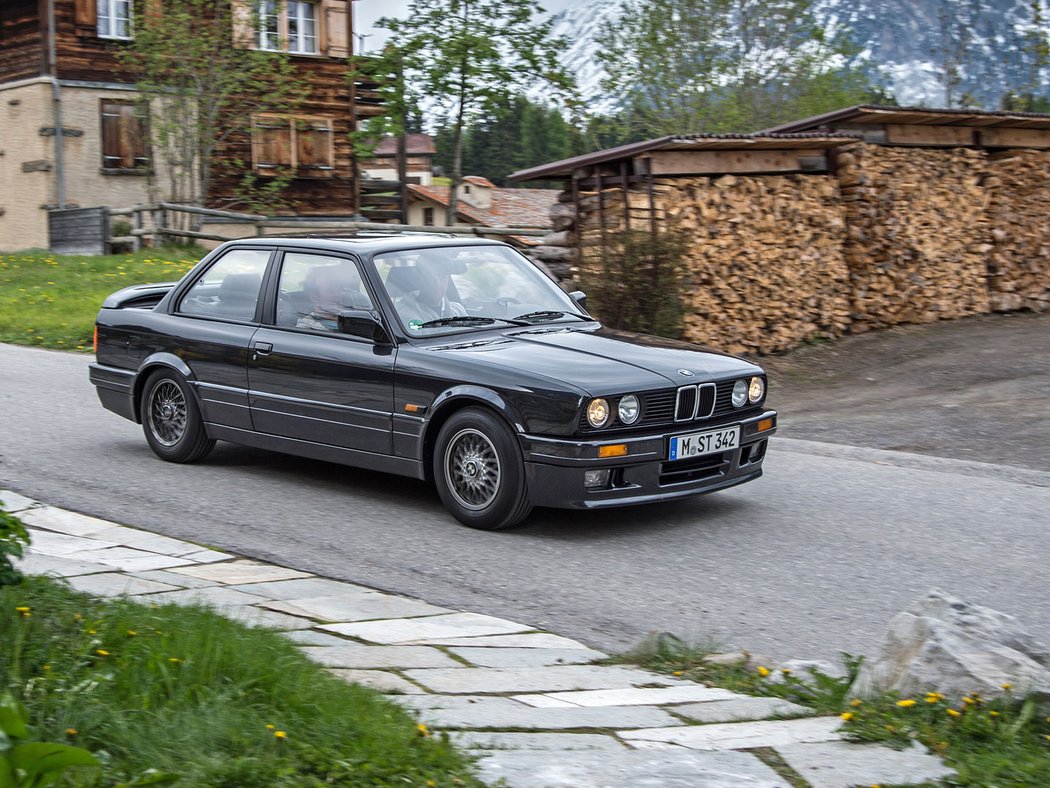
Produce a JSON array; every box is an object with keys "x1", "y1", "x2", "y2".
[{"x1": 0, "y1": 502, "x2": 29, "y2": 586}]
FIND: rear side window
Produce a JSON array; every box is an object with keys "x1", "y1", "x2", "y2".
[{"x1": 178, "y1": 249, "x2": 271, "y2": 321}]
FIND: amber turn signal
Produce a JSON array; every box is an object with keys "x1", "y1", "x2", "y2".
[
  {"x1": 756, "y1": 417, "x2": 774, "y2": 432},
  {"x1": 598, "y1": 444, "x2": 628, "y2": 458},
  {"x1": 93, "y1": 325, "x2": 98, "y2": 353}
]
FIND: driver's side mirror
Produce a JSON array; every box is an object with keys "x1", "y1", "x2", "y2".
[
  {"x1": 338, "y1": 310, "x2": 391, "y2": 344},
  {"x1": 569, "y1": 290, "x2": 587, "y2": 310}
]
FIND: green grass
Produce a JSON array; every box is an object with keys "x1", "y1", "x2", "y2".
[
  {"x1": 626, "y1": 641, "x2": 1050, "y2": 787},
  {"x1": 0, "y1": 248, "x2": 204, "y2": 351},
  {"x1": 1, "y1": 575, "x2": 481, "y2": 786}
]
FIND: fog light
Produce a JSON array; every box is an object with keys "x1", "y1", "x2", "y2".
[{"x1": 584, "y1": 469, "x2": 611, "y2": 489}]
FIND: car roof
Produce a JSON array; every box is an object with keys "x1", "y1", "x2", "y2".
[{"x1": 221, "y1": 235, "x2": 512, "y2": 256}]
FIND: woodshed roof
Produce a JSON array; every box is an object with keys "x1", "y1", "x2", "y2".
[{"x1": 761, "y1": 105, "x2": 1050, "y2": 133}]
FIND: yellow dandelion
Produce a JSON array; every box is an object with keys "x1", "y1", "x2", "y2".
[
  {"x1": 95, "y1": 649, "x2": 109, "y2": 657},
  {"x1": 850, "y1": 698, "x2": 863, "y2": 707},
  {"x1": 126, "y1": 630, "x2": 137, "y2": 637},
  {"x1": 947, "y1": 709, "x2": 961, "y2": 717},
  {"x1": 65, "y1": 728, "x2": 78, "y2": 736},
  {"x1": 87, "y1": 629, "x2": 97, "y2": 635},
  {"x1": 417, "y1": 723, "x2": 431, "y2": 738},
  {"x1": 989, "y1": 711, "x2": 1000, "y2": 718},
  {"x1": 962, "y1": 697, "x2": 975, "y2": 705},
  {"x1": 1001, "y1": 683, "x2": 1012, "y2": 691},
  {"x1": 42, "y1": 664, "x2": 51, "y2": 672},
  {"x1": 781, "y1": 668, "x2": 792, "y2": 676},
  {"x1": 167, "y1": 657, "x2": 182, "y2": 664},
  {"x1": 15, "y1": 606, "x2": 30, "y2": 614},
  {"x1": 896, "y1": 699, "x2": 917, "y2": 708},
  {"x1": 266, "y1": 724, "x2": 275, "y2": 730},
  {"x1": 840, "y1": 712, "x2": 854, "y2": 721},
  {"x1": 885, "y1": 724, "x2": 896, "y2": 733},
  {"x1": 757, "y1": 666, "x2": 771, "y2": 677},
  {"x1": 274, "y1": 730, "x2": 287, "y2": 740},
  {"x1": 672, "y1": 671, "x2": 684, "y2": 676},
  {"x1": 73, "y1": 614, "x2": 82, "y2": 622}
]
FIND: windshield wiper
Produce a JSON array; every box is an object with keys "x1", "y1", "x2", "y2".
[
  {"x1": 417, "y1": 315, "x2": 529, "y2": 328},
  {"x1": 511, "y1": 310, "x2": 590, "y2": 323}
]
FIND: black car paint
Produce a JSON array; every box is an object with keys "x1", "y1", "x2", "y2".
[{"x1": 90, "y1": 236, "x2": 776, "y2": 513}]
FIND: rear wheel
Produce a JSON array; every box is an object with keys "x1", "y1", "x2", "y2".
[
  {"x1": 433, "y1": 408, "x2": 532, "y2": 530},
  {"x1": 140, "y1": 369, "x2": 215, "y2": 463}
]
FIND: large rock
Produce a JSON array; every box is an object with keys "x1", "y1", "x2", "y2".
[{"x1": 850, "y1": 589, "x2": 1050, "y2": 700}]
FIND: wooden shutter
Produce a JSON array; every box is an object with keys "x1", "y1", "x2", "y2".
[
  {"x1": 101, "y1": 101, "x2": 149, "y2": 170},
  {"x1": 321, "y1": 0, "x2": 349, "y2": 58},
  {"x1": 74, "y1": 0, "x2": 97, "y2": 28},
  {"x1": 231, "y1": 0, "x2": 254, "y2": 49},
  {"x1": 101, "y1": 101, "x2": 123, "y2": 168},
  {"x1": 253, "y1": 115, "x2": 293, "y2": 173},
  {"x1": 296, "y1": 118, "x2": 334, "y2": 176}
]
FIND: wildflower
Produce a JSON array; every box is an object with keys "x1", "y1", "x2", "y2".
[
  {"x1": 274, "y1": 730, "x2": 287, "y2": 740},
  {"x1": 416, "y1": 723, "x2": 431, "y2": 738},
  {"x1": 73, "y1": 614, "x2": 82, "y2": 622},
  {"x1": 989, "y1": 711, "x2": 1000, "y2": 718},
  {"x1": 781, "y1": 668, "x2": 792, "y2": 676},
  {"x1": 896, "y1": 699, "x2": 917, "y2": 708},
  {"x1": 65, "y1": 728, "x2": 78, "y2": 736},
  {"x1": 850, "y1": 698, "x2": 863, "y2": 707},
  {"x1": 266, "y1": 724, "x2": 275, "y2": 730},
  {"x1": 42, "y1": 664, "x2": 51, "y2": 672},
  {"x1": 16, "y1": 606, "x2": 30, "y2": 618},
  {"x1": 840, "y1": 712, "x2": 854, "y2": 721},
  {"x1": 95, "y1": 649, "x2": 109, "y2": 657},
  {"x1": 672, "y1": 671, "x2": 684, "y2": 676},
  {"x1": 167, "y1": 657, "x2": 182, "y2": 664},
  {"x1": 126, "y1": 630, "x2": 137, "y2": 637},
  {"x1": 962, "y1": 696, "x2": 975, "y2": 705},
  {"x1": 924, "y1": 692, "x2": 944, "y2": 703},
  {"x1": 87, "y1": 629, "x2": 97, "y2": 635},
  {"x1": 947, "y1": 709, "x2": 961, "y2": 718},
  {"x1": 757, "y1": 666, "x2": 770, "y2": 677},
  {"x1": 1001, "y1": 683, "x2": 1012, "y2": 691},
  {"x1": 885, "y1": 725, "x2": 896, "y2": 733}
]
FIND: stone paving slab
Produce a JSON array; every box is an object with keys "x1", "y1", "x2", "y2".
[
  {"x1": 24, "y1": 529, "x2": 119, "y2": 556},
  {"x1": 394, "y1": 695, "x2": 529, "y2": 712},
  {"x1": 145, "y1": 586, "x2": 273, "y2": 610},
  {"x1": 168, "y1": 560, "x2": 310, "y2": 585},
  {"x1": 65, "y1": 572, "x2": 180, "y2": 598},
  {"x1": 228, "y1": 577, "x2": 379, "y2": 600},
  {"x1": 180, "y1": 549, "x2": 235, "y2": 564},
  {"x1": 129, "y1": 569, "x2": 221, "y2": 589},
  {"x1": 220, "y1": 606, "x2": 314, "y2": 631},
  {"x1": 411, "y1": 633, "x2": 596, "y2": 649},
  {"x1": 263, "y1": 593, "x2": 450, "y2": 623},
  {"x1": 674, "y1": 697, "x2": 814, "y2": 724},
  {"x1": 775, "y1": 740, "x2": 956, "y2": 788},
  {"x1": 403, "y1": 665, "x2": 683, "y2": 695},
  {"x1": 281, "y1": 629, "x2": 356, "y2": 647},
  {"x1": 73, "y1": 547, "x2": 195, "y2": 573},
  {"x1": 620, "y1": 716, "x2": 843, "y2": 751},
  {"x1": 473, "y1": 749, "x2": 790, "y2": 787},
  {"x1": 298, "y1": 643, "x2": 461, "y2": 669},
  {"x1": 20, "y1": 507, "x2": 115, "y2": 536},
  {"x1": 86, "y1": 526, "x2": 204, "y2": 557},
  {"x1": 0, "y1": 490, "x2": 37, "y2": 512},
  {"x1": 322, "y1": 612, "x2": 532, "y2": 644},
  {"x1": 449, "y1": 732, "x2": 625, "y2": 752},
  {"x1": 326, "y1": 669, "x2": 426, "y2": 693},
  {"x1": 447, "y1": 647, "x2": 607, "y2": 668},
  {"x1": 515, "y1": 685, "x2": 740, "y2": 709},
  {"x1": 419, "y1": 702, "x2": 681, "y2": 731},
  {"x1": 16, "y1": 553, "x2": 112, "y2": 578}
]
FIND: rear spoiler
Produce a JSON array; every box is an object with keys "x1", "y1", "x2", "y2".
[{"x1": 101, "y1": 282, "x2": 177, "y2": 310}]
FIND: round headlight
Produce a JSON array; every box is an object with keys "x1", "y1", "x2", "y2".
[
  {"x1": 587, "y1": 398, "x2": 610, "y2": 428},
  {"x1": 748, "y1": 376, "x2": 765, "y2": 404},
  {"x1": 731, "y1": 379, "x2": 748, "y2": 408},
  {"x1": 617, "y1": 394, "x2": 640, "y2": 425}
]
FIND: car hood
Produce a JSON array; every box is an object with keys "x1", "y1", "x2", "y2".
[{"x1": 426, "y1": 325, "x2": 762, "y2": 395}]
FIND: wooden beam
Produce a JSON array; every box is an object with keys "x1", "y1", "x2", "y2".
[
  {"x1": 885, "y1": 124, "x2": 975, "y2": 147},
  {"x1": 978, "y1": 128, "x2": 1050, "y2": 149},
  {"x1": 647, "y1": 149, "x2": 814, "y2": 175}
]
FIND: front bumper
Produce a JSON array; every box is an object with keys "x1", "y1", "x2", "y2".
[{"x1": 521, "y1": 410, "x2": 776, "y2": 510}]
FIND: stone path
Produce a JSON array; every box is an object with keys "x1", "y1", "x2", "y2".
[{"x1": 2, "y1": 490, "x2": 955, "y2": 787}]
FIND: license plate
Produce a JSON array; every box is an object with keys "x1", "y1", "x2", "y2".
[{"x1": 669, "y1": 426, "x2": 740, "y2": 461}]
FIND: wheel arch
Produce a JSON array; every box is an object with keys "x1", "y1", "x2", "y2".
[
  {"x1": 420, "y1": 386, "x2": 525, "y2": 482},
  {"x1": 131, "y1": 353, "x2": 198, "y2": 424}
]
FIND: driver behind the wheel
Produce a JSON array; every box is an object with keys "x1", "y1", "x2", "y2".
[{"x1": 395, "y1": 258, "x2": 466, "y2": 328}]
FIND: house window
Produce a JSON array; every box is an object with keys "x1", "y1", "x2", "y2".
[
  {"x1": 252, "y1": 114, "x2": 334, "y2": 177},
  {"x1": 100, "y1": 100, "x2": 150, "y2": 173},
  {"x1": 423, "y1": 207, "x2": 434, "y2": 226},
  {"x1": 98, "y1": 0, "x2": 132, "y2": 39},
  {"x1": 256, "y1": 0, "x2": 318, "y2": 54}
]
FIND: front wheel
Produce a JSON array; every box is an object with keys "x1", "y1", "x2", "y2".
[
  {"x1": 140, "y1": 369, "x2": 215, "y2": 463},
  {"x1": 433, "y1": 408, "x2": 532, "y2": 530}
]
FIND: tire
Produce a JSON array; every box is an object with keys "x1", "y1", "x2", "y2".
[
  {"x1": 433, "y1": 407, "x2": 532, "y2": 530},
  {"x1": 140, "y1": 369, "x2": 215, "y2": 463}
]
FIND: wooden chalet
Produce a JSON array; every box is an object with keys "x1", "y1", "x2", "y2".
[{"x1": 0, "y1": 0, "x2": 386, "y2": 252}]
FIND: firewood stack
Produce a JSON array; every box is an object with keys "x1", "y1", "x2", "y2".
[
  {"x1": 835, "y1": 144, "x2": 990, "y2": 331},
  {"x1": 984, "y1": 149, "x2": 1050, "y2": 312}
]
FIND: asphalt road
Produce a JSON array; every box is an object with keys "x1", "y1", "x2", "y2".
[{"x1": 2, "y1": 342, "x2": 1048, "y2": 665}]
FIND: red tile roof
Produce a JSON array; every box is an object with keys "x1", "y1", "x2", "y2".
[
  {"x1": 374, "y1": 133, "x2": 436, "y2": 156},
  {"x1": 407, "y1": 182, "x2": 558, "y2": 238}
]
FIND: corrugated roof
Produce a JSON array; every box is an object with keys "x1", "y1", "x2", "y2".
[
  {"x1": 507, "y1": 132, "x2": 859, "y2": 182},
  {"x1": 761, "y1": 104, "x2": 1050, "y2": 133}
]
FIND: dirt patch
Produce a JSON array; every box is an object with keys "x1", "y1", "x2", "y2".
[{"x1": 758, "y1": 311, "x2": 1050, "y2": 472}]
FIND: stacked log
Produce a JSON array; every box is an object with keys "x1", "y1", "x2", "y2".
[
  {"x1": 836, "y1": 144, "x2": 990, "y2": 331},
  {"x1": 984, "y1": 150, "x2": 1050, "y2": 312},
  {"x1": 575, "y1": 174, "x2": 851, "y2": 356}
]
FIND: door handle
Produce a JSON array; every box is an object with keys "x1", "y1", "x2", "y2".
[{"x1": 252, "y1": 341, "x2": 272, "y2": 356}]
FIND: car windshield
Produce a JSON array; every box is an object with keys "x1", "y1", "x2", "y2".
[{"x1": 374, "y1": 245, "x2": 589, "y2": 335}]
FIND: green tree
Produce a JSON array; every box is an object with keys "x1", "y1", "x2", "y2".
[
  {"x1": 119, "y1": 0, "x2": 305, "y2": 212},
  {"x1": 595, "y1": 0, "x2": 873, "y2": 137},
  {"x1": 377, "y1": 0, "x2": 577, "y2": 224}
]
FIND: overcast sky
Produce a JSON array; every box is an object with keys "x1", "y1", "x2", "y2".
[{"x1": 353, "y1": 0, "x2": 582, "y2": 53}]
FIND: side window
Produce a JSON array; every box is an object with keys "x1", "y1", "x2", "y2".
[
  {"x1": 101, "y1": 100, "x2": 150, "y2": 173},
  {"x1": 178, "y1": 249, "x2": 271, "y2": 321},
  {"x1": 276, "y1": 253, "x2": 372, "y2": 332}
]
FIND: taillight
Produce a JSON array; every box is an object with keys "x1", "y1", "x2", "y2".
[{"x1": 93, "y1": 325, "x2": 98, "y2": 353}]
